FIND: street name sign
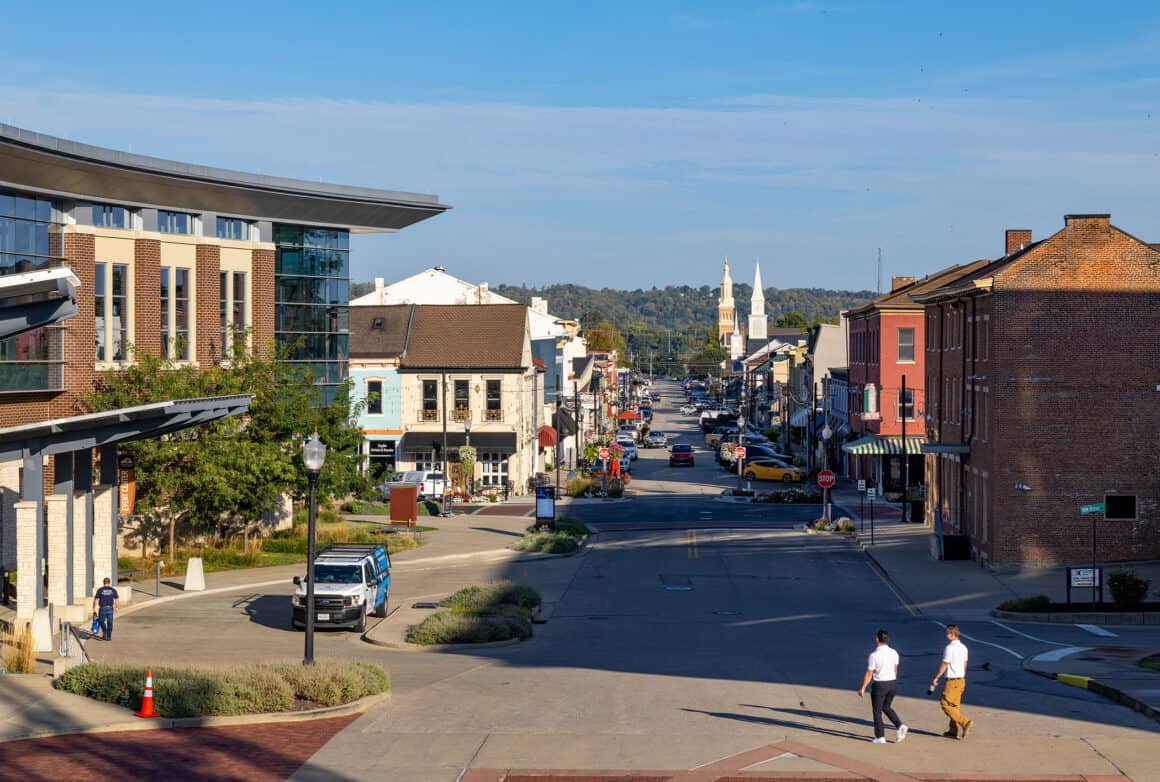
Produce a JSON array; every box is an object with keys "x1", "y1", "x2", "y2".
[{"x1": 817, "y1": 469, "x2": 836, "y2": 489}]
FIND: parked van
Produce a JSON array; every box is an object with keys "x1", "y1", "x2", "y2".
[
  {"x1": 383, "y1": 470, "x2": 448, "y2": 500},
  {"x1": 291, "y1": 544, "x2": 391, "y2": 633}
]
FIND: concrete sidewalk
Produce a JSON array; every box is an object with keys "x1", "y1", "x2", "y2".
[{"x1": 826, "y1": 478, "x2": 1160, "y2": 726}]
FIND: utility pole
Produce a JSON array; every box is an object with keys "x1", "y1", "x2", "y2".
[
  {"x1": 901, "y1": 373, "x2": 909, "y2": 523},
  {"x1": 877, "y1": 248, "x2": 882, "y2": 296}
]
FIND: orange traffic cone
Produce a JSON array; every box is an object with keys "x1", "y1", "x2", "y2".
[{"x1": 134, "y1": 669, "x2": 160, "y2": 718}]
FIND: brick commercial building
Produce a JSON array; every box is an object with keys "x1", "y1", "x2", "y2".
[
  {"x1": 0, "y1": 123, "x2": 447, "y2": 622},
  {"x1": 915, "y1": 215, "x2": 1160, "y2": 567}
]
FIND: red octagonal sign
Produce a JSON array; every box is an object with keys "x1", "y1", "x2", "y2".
[
  {"x1": 598, "y1": 447, "x2": 610, "y2": 460},
  {"x1": 817, "y1": 469, "x2": 836, "y2": 489}
]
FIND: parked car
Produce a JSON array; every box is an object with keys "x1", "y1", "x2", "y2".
[
  {"x1": 615, "y1": 436, "x2": 639, "y2": 461},
  {"x1": 669, "y1": 443, "x2": 695, "y2": 467},
  {"x1": 291, "y1": 544, "x2": 391, "y2": 633},
  {"x1": 723, "y1": 443, "x2": 793, "y2": 466},
  {"x1": 382, "y1": 470, "x2": 448, "y2": 500},
  {"x1": 742, "y1": 459, "x2": 806, "y2": 483},
  {"x1": 705, "y1": 426, "x2": 738, "y2": 449},
  {"x1": 644, "y1": 430, "x2": 668, "y2": 447},
  {"x1": 680, "y1": 404, "x2": 698, "y2": 415}
]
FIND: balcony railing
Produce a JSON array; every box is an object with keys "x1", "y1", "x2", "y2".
[
  {"x1": 420, "y1": 409, "x2": 439, "y2": 422},
  {"x1": 451, "y1": 407, "x2": 470, "y2": 422},
  {"x1": 484, "y1": 408, "x2": 503, "y2": 422}
]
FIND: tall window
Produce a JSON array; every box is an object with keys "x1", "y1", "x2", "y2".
[
  {"x1": 215, "y1": 217, "x2": 251, "y2": 240},
  {"x1": 161, "y1": 266, "x2": 190, "y2": 360},
  {"x1": 95, "y1": 262, "x2": 129, "y2": 362},
  {"x1": 485, "y1": 379, "x2": 502, "y2": 421},
  {"x1": 218, "y1": 271, "x2": 247, "y2": 360},
  {"x1": 454, "y1": 379, "x2": 469, "y2": 418},
  {"x1": 367, "y1": 380, "x2": 383, "y2": 415},
  {"x1": 897, "y1": 327, "x2": 915, "y2": 362},
  {"x1": 422, "y1": 379, "x2": 438, "y2": 421},
  {"x1": 480, "y1": 452, "x2": 509, "y2": 486},
  {"x1": 158, "y1": 210, "x2": 194, "y2": 235},
  {"x1": 897, "y1": 388, "x2": 914, "y2": 422},
  {"x1": 93, "y1": 204, "x2": 128, "y2": 229}
]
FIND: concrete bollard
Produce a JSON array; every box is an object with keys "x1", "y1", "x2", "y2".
[
  {"x1": 30, "y1": 606, "x2": 54, "y2": 652},
  {"x1": 184, "y1": 557, "x2": 206, "y2": 591}
]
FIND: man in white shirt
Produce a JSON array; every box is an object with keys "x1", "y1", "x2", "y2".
[
  {"x1": 858, "y1": 628, "x2": 908, "y2": 744},
  {"x1": 931, "y1": 624, "x2": 973, "y2": 739}
]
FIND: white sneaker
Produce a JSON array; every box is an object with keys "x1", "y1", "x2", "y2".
[
  {"x1": 871, "y1": 737, "x2": 887, "y2": 744},
  {"x1": 896, "y1": 724, "x2": 908, "y2": 743}
]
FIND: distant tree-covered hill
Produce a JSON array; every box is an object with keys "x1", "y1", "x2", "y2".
[{"x1": 349, "y1": 279, "x2": 875, "y2": 372}]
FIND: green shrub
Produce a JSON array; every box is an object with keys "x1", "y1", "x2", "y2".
[
  {"x1": 554, "y1": 517, "x2": 590, "y2": 537},
  {"x1": 1108, "y1": 569, "x2": 1151, "y2": 607},
  {"x1": 812, "y1": 519, "x2": 832, "y2": 531},
  {"x1": 55, "y1": 661, "x2": 388, "y2": 717},
  {"x1": 836, "y1": 518, "x2": 856, "y2": 532},
  {"x1": 511, "y1": 532, "x2": 580, "y2": 554},
  {"x1": 568, "y1": 477, "x2": 593, "y2": 497},
  {"x1": 440, "y1": 582, "x2": 541, "y2": 612},
  {"x1": 406, "y1": 611, "x2": 532, "y2": 645},
  {"x1": 997, "y1": 594, "x2": 1052, "y2": 612}
]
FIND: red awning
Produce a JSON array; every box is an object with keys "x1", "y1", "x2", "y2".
[{"x1": 537, "y1": 425, "x2": 558, "y2": 447}]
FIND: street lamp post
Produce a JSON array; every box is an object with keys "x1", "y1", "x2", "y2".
[
  {"x1": 736, "y1": 415, "x2": 746, "y2": 491},
  {"x1": 821, "y1": 423, "x2": 832, "y2": 521},
  {"x1": 302, "y1": 433, "x2": 327, "y2": 666}
]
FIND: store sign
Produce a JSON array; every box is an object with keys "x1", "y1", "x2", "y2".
[
  {"x1": 117, "y1": 455, "x2": 135, "y2": 516},
  {"x1": 369, "y1": 441, "x2": 396, "y2": 458}
]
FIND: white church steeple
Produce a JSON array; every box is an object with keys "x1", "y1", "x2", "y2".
[
  {"x1": 748, "y1": 260, "x2": 768, "y2": 342},
  {"x1": 717, "y1": 257, "x2": 735, "y2": 348}
]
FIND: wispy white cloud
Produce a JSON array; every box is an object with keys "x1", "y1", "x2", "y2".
[{"x1": 1, "y1": 85, "x2": 1157, "y2": 288}]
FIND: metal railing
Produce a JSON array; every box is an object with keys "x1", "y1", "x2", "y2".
[
  {"x1": 58, "y1": 621, "x2": 91, "y2": 663},
  {"x1": 484, "y1": 409, "x2": 503, "y2": 422},
  {"x1": 419, "y1": 409, "x2": 439, "y2": 422}
]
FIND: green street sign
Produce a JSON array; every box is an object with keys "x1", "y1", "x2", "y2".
[{"x1": 1080, "y1": 503, "x2": 1105, "y2": 515}]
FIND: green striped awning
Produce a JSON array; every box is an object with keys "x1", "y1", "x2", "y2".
[{"x1": 841, "y1": 435, "x2": 926, "y2": 455}]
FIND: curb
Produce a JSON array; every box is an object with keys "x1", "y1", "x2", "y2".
[
  {"x1": 363, "y1": 634, "x2": 525, "y2": 652},
  {"x1": 992, "y1": 608, "x2": 1160, "y2": 626},
  {"x1": 1026, "y1": 666, "x2": 1160, "y2": 724},
  {"x1": 5, "y1": 690, "x2": 389, "y2": 741}
]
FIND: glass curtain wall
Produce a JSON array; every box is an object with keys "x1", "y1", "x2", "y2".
[
  {"x1": 0, "y1": 189, "x2": 65, "y2": 391},
  {"x1": 273, "y1": 224, "x2": 350, "y2": 404}
]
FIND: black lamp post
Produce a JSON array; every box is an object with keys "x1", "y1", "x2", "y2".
[
  {"x1": 302, "y1": 433, "x2": 326, "y2": 666},
  {"x1": 464, "y1": 417, "x2": 472, "y2": 496}
]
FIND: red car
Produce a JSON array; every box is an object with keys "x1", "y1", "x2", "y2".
[{"x1": 669, "y1": 443, "x2": 695, "y2": 467}]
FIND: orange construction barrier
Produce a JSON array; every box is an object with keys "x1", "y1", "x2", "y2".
[{"x1": 134, "y1": 669, "x2": 160, "y2": 718}]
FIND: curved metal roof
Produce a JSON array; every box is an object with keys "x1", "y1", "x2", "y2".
[{"x1": 0, "y1": 123, "x2": 450, "y2": 233}]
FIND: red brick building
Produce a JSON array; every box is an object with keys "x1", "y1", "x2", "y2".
[
  {"x1": 842, "y1": 263, "x2": 987, "y2": 501},
  {"x1": 915, "y1": 215, "x2": 1160, "y2": 567}
]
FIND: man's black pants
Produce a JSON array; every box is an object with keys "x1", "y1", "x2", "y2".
[{"x1": 870, "y1": 680, "x2": 902, "y2": 738}]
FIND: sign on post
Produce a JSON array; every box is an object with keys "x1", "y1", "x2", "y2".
[
  {"x1": 734, "y1": 446, "x2": 746, "y2": 460},
  {"x1": 817, "y1": 469, "x2": 836, "y2": 489},
  {"x1": 857, "y1": 479, "x2": 866, "y2": 492},
  {"x1": 598, "y1": 447, "x2": 610, "y2": 461},
  {"x1": 867, "y1": 488, "x2": 877, "y2": 499}
]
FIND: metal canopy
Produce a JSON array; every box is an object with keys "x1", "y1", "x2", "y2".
[{"x1": 0, "y1": 394, "x2": 253, "y2": 461}]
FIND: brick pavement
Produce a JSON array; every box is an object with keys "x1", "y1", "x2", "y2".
[{"x1": 0, "y1": 715, "x2": 358, "y2": 782}]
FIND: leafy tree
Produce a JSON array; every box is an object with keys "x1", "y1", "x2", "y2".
[
  {"x1": 586, "y1": 321, "x2": 627, "y2": 354},
  {"x1": 86, "y1": 342, "x2": 369, "y2": 555},
  {"x1": 776, "y1": 311, "x2": 808, "y2": 330}
]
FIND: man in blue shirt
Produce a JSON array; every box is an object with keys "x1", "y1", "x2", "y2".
[{"x1": 92, "y1": 577, "x2": 119, "y2": 641}]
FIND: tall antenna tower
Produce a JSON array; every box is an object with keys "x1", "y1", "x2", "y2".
[{"x1": 876, "y1": 248, "x2": 882, "y2": 295}]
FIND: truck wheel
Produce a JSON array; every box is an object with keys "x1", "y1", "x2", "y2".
[
  {"x1": 374, "y1": 596, "x2": 388, "y2": 618},
  {"x1": 355, "y1": 605, "x2": 367, "y2": 633}
]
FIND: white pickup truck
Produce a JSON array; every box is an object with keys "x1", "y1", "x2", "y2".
[{"x1": 291, "y1": 544, "x2": 391, "y2": 633}]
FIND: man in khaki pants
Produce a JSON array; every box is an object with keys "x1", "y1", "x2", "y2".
[{"x1": 931, "y1": 624, "x2": 973, "y2": 739}]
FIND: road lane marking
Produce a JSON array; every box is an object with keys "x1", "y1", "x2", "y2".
[
  {"x1": 930, "y1": 619, "x2": 1022, "y2": 659},
  {"x1": 688, "y1": 530, "x2": 699, "y2": 559},
  {"x1": 988, "y1": 620, "x2": 1069, "y2": 645},
  {"x1": 1077, "y1": 623, "x2": 1118, "y2": 637},
  {"x1": 865, "y1": 560, "x2": 917, "y2": 617},
  {"x1": 1031, "y1": 645, "x2": 1089, "y2": 663}
]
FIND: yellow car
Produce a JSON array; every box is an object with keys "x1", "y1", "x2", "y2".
[{"x1": 743, "y1": 459, "x2": 806, "y2": 483}]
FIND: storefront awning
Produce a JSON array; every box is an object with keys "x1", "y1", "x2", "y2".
[
  {"x1": 537, "y1": 425, "x2": 557, "y2": 447},
  {"x1": 841, "y1": 435, "x2": 926, "y2": 455},
  {"x1": 922, "y1": 441, "x2": 971, "y2": 455},
  {"x1": 398, "y1": 431, "x2": 517, "y2": 453}
]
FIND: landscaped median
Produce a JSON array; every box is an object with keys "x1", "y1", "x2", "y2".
[
  {"x1": 510, "y1": 517, "x2": 589, "y2": 555},
  {"x1": 55, "y1": 661, "x2": 389, "y2": 719},
  {"x1": 406, "y1": 583, "x2": 542, "y2": 645}
]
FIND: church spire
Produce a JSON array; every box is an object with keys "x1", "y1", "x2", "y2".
[
  {"x1": 748, "y1": 259, "x2": 768, "y2": 342},
  {"x1": 718, "y1": 257, "x2": 736, "y2": 348}
]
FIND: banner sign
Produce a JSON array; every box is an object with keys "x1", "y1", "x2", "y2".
[{"x1": 117, "y1": 455, "x2": 136, "y2": 516}]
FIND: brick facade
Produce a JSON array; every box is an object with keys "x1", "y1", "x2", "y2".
[
  {"x1": 133, "y1": 238, "x2": 162, "y2": 359},
  {"x1": 251, "y1": 247, "x2": 275, "y2": 357},
  {"x1": 195, "y1": 244, "x2": 221, "y2": 363},
  {"x1": 923, "y1": 215, "x2": 1160, "y2": 566}
]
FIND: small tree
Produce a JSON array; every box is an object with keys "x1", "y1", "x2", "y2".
[{"x1": 459, "y1": 445, "x2": 477, "y2": 496}]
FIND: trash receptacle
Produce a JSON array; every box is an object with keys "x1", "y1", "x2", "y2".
[
  {"x1": 388, "y1": 483, "x2": 418, "y2": 526},
  {"x1": 909, "y1": 500, "x2": 925, "y2": 523}
]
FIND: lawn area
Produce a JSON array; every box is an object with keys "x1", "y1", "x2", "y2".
[{"x1": 407, "y1": 582, "x2": 542, "y2": 645}]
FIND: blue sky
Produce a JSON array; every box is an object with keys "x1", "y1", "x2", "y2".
[{"x1": 3, "y1": 1, "x2": 1159, "y2": 290}]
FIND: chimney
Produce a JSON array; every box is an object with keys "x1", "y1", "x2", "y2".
[
  {"x1": 374, "y1": 277, "x2": 384, "y2": 290},
  {"x1": 478, "y1": 282, "x2": 489, "y2": 304},
  {"x1": 530, "y1": 296, "x2": 549, "y2": 315},
  {"x1": 1005, "y1": 229, "x2": 1032, "y2": 255},
  {"x1": 890, "y1": 276, "x2": 915, "y2": 293}
]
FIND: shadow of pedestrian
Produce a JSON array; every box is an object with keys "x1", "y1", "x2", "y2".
[
  {"x1": 680, "y1": 707, "x2": 868, "y2": 740},
  {"x1": 741, "y1": 705, "x2": 943, "y2": 738}
]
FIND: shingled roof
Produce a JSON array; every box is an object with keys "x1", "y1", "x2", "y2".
[
  {"x1": 349, "y1": 305, "x2": 414, "y2": 358},
  {"x1": 401, "y1": 304, "x2": 529, "y2": 369},
  {"x1": 844, "y1": 259, "x2": 992, "y2": 318}
]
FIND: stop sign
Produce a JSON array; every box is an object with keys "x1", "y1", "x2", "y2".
[
  {"x1": 734, "y1": 446, "x2": 746, "y2": 459},
  {"x1": 817, "y1": 469, "x2": 836, "y2": 489},
  {"x1": 598, "y1": 447, "x2": 610, "y2": 460}
]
